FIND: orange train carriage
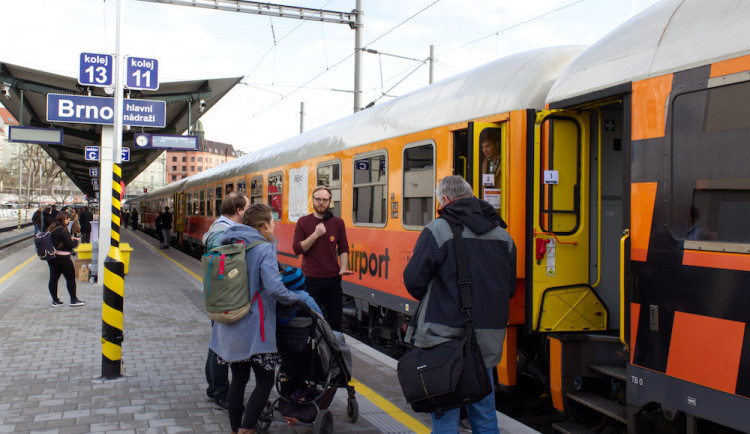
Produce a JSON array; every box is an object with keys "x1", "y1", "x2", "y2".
[{"x1": 134, "y1": 1, "x2": 750, "y2": 432}]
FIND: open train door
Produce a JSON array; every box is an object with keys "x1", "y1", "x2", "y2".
[
  {"x1": 175, "y1": 192, "x2": 186, "y2": 245},
  {"x1": 530, "y1": 110, "x2": 607, "y2": 333}
]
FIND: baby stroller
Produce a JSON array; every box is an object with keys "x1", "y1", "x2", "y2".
[{"x1": 256, "y1": 302, "x2": 358, "y2": 434}]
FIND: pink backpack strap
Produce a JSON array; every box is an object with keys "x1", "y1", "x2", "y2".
[{"x1": 252, "y1": 292, "x2": 265, "y2": 342}]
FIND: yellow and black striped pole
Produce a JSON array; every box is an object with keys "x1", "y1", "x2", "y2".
[{"x1": 102, "y1": 163, "x2": 125, "y2": 379}]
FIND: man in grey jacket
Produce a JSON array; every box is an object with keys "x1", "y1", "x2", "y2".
[
  {"x1": 201, "y1": 191, "x2": 250, "y2": 411},
  {"x1": 403, "y1": 175, "x2": 516, "y2": 433}
]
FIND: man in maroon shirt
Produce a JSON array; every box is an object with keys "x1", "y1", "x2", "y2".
[{"x1": 292, "y1": 186, "x2": 353, "y2": 331}]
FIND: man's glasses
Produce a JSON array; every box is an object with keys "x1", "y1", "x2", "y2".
[{"x1": 313, "y1": 197, "x2": 331, "y2": 203}]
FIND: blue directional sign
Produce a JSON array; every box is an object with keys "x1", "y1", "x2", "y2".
[
  {"x1": 121, "y1": 147, "x2": 130, "y2": 162},
  {"x1": 92, "y1": 178, "x2": 99, "y2": 187},
  {"x1": 134, "y1": 133, "x2": 198, "y2": 150},
  {"x1": 79, "y1": 53, "x2": 114, "y2": 87},
  {"x1": 47, "y1": 94, "x2": 166, "y2": 128},
  {"x1": 126, "y1": 56, "x2": 159, "y2": 91},
  {"x1": 85, "y1": 146, "x2": 100, "y2": 161},
  {"x1": 89, "y1": 167, "x2": 99, "y2": 177}
]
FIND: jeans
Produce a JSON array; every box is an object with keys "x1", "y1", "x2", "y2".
[
  {"x1": 430, "y1": 368, "x2": 499, "y2": 434},
  {"x1": 205, "y1": 348, "x2": 229, "y2": 401},
  {"x1": 34, "y1": 224, "x2": 41, "y2": 235}
]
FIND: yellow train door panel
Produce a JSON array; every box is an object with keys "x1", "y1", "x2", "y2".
[{"x1": 531, "y1": 110, "x2": 607, "y2": 332}]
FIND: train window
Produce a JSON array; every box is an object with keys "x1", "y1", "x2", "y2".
[
  {"x1": 402, "y1": 142, "x2": 435, "y2": 228},
  {"x1": 237, "y1": 180, "x2": 247, "y2": 193},
  {"x1": 186, "y1": 193, "x2": 192, "y2": 216},
  {"x1": 317, "y1": 160, "x2": 341, "y2": 217},
  {"x1": 671, "y1": 81, "x2": 750, "y2": 247},
  {"x1": 215, "y1": 186, "x2": 223, "y2": 216},
  {"x1": 268, "y1": 172, "x2": 283, "y2": 220},
  {"x1": 250, "y1": 176, "x2": 263, "y2": 204},
  {"x1": 353, "y1": 152, "x2": 387, "y2": 226},
  {"x1": 199, "y1": 189, "x2": 205, "y2": 216},
  {"x1": 226, "y1": 183, "x2": 234, "y2": 195},
  {"x1": 207, "y1": 188, "x2": 214, "y2": 217}
]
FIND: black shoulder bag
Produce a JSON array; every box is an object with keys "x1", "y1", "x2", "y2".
[{"x1": 397, "y1": 221, "x2": 493, "y2": 414}]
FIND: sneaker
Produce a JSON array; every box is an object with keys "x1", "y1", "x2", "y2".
[
  {"x1": 214, "y1": 399, "x2": 229, "y2": 412},
  {"x1": 70, "y1": 299, "x2": 86, "y2": 307},
  {"x1": 51, "y1": 300, "x2": 63, "y2": 307}
]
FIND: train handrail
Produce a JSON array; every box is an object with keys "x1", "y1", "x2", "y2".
[{"x1": 620, "y1": 229, "x2": 630, "y2": 350}]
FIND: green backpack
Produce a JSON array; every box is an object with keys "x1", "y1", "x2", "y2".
[{"x1": 202, "y1": 240, "x2": 265, "y2": 324}]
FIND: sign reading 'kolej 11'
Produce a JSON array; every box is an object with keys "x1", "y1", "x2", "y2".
[{"x1": 46, "y1": 94, "x2": 166, "y2": 128}]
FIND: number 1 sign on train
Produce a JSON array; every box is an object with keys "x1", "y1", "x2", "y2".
[
  {"x1": 126, "y1": 56, "x2": 159, "y2": 91},
  {"x1": 79, "y1": 53, "x2": 114, "y2": 87}
]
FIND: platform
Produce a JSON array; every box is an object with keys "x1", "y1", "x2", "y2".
[{"x1": 0, "y1": 229, "x2": 540, "y2": 433}]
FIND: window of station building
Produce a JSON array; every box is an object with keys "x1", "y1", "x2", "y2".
[
  {"x1": 403, "y1": 142, "x2": 435, "y2": 228},
  {"x1": 171, "y1": 175, "x2": 177, "y2": 181},
  {"x1": 198, "y1": 157, "x2": 203, "y2": 162},
  {"x1": 207, "y1": 188, "x2": 214, "y2": 217},
  {"x1": 316, "y1": 160, "x2": 341, "y2": 217},
  {"x1": 237, "y1": 180, "x2": 247, "y2": 193},
  {"x1": 172, "y1": 166, "x2": 177, "y2": 171},
  {"x1": 199, "y1": 189, "x2": 205, "y2": 216},
  {"x1": 670, "y1": 81, "x2": 750, "y2": 250},
  {"x1": 250, "y1": 176, "x2": 263, "y2": 204},
  {"x1": 182, "y1": 156, "x2": 187, "y2": 162},
  {"x1": 182, "y1": 166, "x2": 187, "y2": 172},
  {"x1": 353, "y1": 152, "x2": 387, "y2": 226},
  {"x1": 190, "y1": 166, "x2": 195, "y2": 172},
  {"x1": 172, "y1": 156, "x2": 177, "y2": 162},
  {"x1": 215, "y1": 186, "x2": 223, "y2": 214},
  {"x1": 268, "y1": 172, "x2": 283, "y2": 220},
  {"x1": 198, "y1": 167, "x2": 203, "y2": 172},
  {"x1": 190, "y1": 156, "x2": 195, "y2": 162}
]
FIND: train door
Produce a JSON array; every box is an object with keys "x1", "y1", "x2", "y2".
[
  {"x1": 175, "y1": 192, "x2": 186, "y2": 244},
  {"x1": 453, "y1": 122, "x2": 505, "y2": 212},
  {"x1": 530, "y1": 110, "x2": 608, "y2": 332}
]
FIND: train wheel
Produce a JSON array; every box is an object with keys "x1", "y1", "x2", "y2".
[{"x1": 313, "y1": 409, "x2": 333, "y2": 434}]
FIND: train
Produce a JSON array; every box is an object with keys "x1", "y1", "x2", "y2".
[{"x1": 131, "y1": 1, "x2": 750, "y2": 432}]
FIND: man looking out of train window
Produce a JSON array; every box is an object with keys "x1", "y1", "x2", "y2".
[
  {"x1": 292, "y1": 186, "x2": 353, "y2": 331},
  {"x1": 200, "y1": 191, "x2": 251, "y2": 412},
  {"x1": 403, "y1": 175, "x2": 516, "y2": 433},
  {"x1": 480, "y1": 129, "x2": 501, "y2": 187}
]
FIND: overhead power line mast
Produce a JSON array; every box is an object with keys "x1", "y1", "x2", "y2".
[{"x1": 135, "y1": 0, "x2": 364, "y2": 112}]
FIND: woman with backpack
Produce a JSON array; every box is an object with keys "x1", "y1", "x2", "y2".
[
  {"x1": 47, "y1": 211, "x2": 85, "y2": 308},
  {"x1": 208, "y1": 203, "x2": 302, "y2": 434}
]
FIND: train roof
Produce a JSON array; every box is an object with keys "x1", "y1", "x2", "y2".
[
  {"x1": 144, "y1": 46, "x2": 583, "y2": 196},
  {"x1": 547, "y1": 0, "x2": 750, "y2": 104}
]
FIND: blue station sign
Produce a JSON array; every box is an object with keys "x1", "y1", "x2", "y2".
[
  {"x1": 79, "y1": 52, "x2": 114, "y2": 87},
  {"x1": 46, "y1": 94, "x2": 166, "y2": 128},
  {"x1": 126, "y1": 56, "x2": 159, "y2": 91}
]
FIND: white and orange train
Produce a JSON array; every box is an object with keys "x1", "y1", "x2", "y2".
[{"x1": 133, "y1": 1, "x2": 750, "y2": 432}]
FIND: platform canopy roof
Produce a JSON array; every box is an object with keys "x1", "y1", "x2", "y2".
[{"x1": 0, "y1": 61, "x2": 241, "y2": 197}]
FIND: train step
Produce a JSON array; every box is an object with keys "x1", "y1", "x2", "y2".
[
  {"x1": 589, "y1": 363, "x2": 627, "y2": 381},
  {"x1": 566, "y1": 391, "x2": 627, "y2": 424},
  {"x1": 551, "y1": 421, "x2": 597, "y2": 434}
]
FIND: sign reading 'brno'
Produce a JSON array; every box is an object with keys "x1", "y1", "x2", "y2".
[{"x1": 46, "y1": 94, "x2": 166, "y2": 128}]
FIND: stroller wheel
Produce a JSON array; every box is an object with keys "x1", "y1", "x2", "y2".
[
  {"x1": 313, "y1": 409, "x2": 333, "y2": 434},
  {"x1": 256, "y1": 401, "x2": 273, "y2": 434},
  {"x1": 347, "y1": 397, "x2": 359, "y2": 423}
]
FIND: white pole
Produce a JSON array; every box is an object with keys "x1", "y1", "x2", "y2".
[{"x1": 353, "y1": 0, "x2": 363, "y2": 112}]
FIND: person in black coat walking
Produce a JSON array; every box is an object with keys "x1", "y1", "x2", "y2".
[
  {"x1": 160, "y1": 207, "x2": 173, "y2": 249},
  {"x1": 130, "y1": 209, "x2": 139, "y2": 231},
  {"x1": 42, "y1": 207, "x2": 54, "y2": 232},
  {"x1": 32, "y1": 206, "x2": 43, "y2": 235},
  {"x1": 78, "y1": 206, "x2": 93, "y2": 243}
]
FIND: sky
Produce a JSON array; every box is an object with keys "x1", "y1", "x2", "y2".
[{"x1": 1, "y1": 0, "x2": 661, "y2": 154}]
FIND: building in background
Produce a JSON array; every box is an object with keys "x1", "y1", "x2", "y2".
[
  {"x1": 125, "y1": 151, "x2": 167, "y2": 199},
  {"x1": 165, "y1": 121, "x2": 240, "y2": 183},
  {"x1": 0, "y1": 107, "x2": 82, "y2": 206}
]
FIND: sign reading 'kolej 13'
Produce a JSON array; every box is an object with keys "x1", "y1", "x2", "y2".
[{"x1": 46, "y1": 94, "x2": 166, "y2": 128}]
